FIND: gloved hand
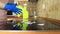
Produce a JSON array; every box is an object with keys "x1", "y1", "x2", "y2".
[
  {"x1": 4, "y1": 3, "x2": 22, "y2": 15},
  {"x1": 12, "y1": 23, "x2": 23, "y2": 30}
]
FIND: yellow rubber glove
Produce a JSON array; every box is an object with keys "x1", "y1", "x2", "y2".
[
  {"x1": 16, "y1": 5, "x2": 23, "y2": 17},
  {"x1": 16, "y1": 5, "x2": 29, "y2": 30}
]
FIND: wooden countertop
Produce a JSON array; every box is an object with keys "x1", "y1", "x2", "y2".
[
  {"x1": 0, "y1": 31, "x2": 60, "y2": 34},
  {"x1": 3, "y1": 16, "x2": 60, "y2": 34},
  {"x1": 7, "y1": 15, "x2": 60, "y2": 24},
  {"x1": 7, "y1": 15, "x2": 34, "y2": 21},
  {"x1": 39, "y1": 17, "x2": 60, "y2": 24}
]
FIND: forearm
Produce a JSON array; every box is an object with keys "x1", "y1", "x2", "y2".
[{"x1": 0, "y1": 2, "x2": 6, "y2": 9}]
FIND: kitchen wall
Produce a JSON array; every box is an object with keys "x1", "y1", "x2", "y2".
[
  {"x1": 18, "y1": 1, "x2": 37, "y2": 16},
  {"x1": 37, "y1": 0, "x2": 60, "y2": 20}
]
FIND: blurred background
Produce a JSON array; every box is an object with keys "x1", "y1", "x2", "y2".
[{"x1": 0, "y1": 0, "x2": 60, "y2": 30}]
